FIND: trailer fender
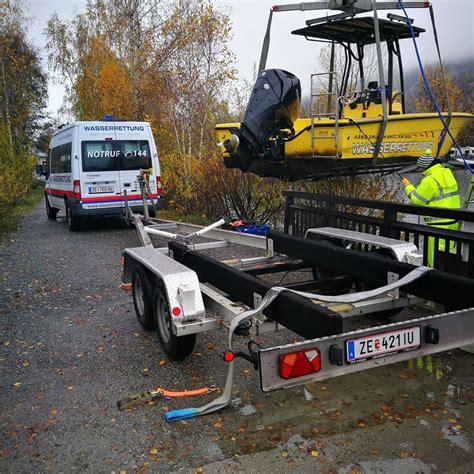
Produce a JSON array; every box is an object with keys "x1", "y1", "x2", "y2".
[{"x1": 123, "y1": 247, "x2": 205, "y2": 323}]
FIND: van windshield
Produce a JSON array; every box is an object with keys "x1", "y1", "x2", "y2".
[{"x1": 81, "y1": 140, "x2": 151, "y2": 172}]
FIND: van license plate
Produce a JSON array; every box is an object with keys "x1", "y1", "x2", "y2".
[
  {"x1": 346, "y1": 326, "x2": 420, "y2": 363},
  {"x1": 89, "y1": 185, "x2": 114, "y2": 194}
]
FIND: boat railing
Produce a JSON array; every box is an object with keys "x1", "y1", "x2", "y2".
[{"x1": 310, "y1": 71, "x2": 339, "y2": 158}]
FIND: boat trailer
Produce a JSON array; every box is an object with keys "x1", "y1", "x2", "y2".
[{"x1": 121, "y1": 194, "x2": 474, "y2": 421}]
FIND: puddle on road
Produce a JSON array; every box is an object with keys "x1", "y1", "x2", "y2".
[
  {"x1": 442, "y1": 424, "x2": 471, "y2": 452},
  {"x1": 338, "y1": 458, "x2": 434, "y2": 473},
  {"x1": 239, "y1": 404, "x2": 257, "y2": 416},
  {"x1": 172, "y1": 350, "x2": 473, "y2": 464}
]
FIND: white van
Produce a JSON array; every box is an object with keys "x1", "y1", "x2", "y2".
[
  {"x1": 449, "y1": 146, "x2": 474, "y2": 160},
  {"x1": 45, "y1": 118, "x2": 163, "y2": 230}
]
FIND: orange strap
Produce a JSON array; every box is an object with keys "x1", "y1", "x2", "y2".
[{"x1": 155, "y1": 387, "x2": 211, "y2": 398}]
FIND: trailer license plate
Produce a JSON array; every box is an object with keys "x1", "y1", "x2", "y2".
[
  {"x1": 89, "y1": 185, "x2": 114, "y2": 194},
  {"x1": 346, "y1": 327, "x2": 420, "y2": 363}
]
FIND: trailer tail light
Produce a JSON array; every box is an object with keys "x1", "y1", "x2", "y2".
[
  {"x1": 73, "y1": 180, "x2": 81, "y2": 199},
  {"x1": 172, "y1": 306, "x2": 181, "y2": 317},
  {"x1": 156, "y1": 176, "x2": 163, "y2": 195},
  {"x1": 279, "y1": 348, "x2": 321, "y2": 379}
]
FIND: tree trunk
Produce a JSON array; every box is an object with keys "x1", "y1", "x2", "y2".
[
  {"x1": 172, "y1": 109, "x2": 183, "y2": 158},
  {"x1": 198, "y1": 112, "x2": 205, "y2": 161},
  {"x1": 187, "y1": 110, "x2": 192, "y2": 157},
  {"x1": 0, "y1": 56, "x2": 14, "y2": 151}
]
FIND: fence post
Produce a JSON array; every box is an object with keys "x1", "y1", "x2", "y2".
[
  {"x1": 284, "y1": 195, "x2": 294, "y2": 235},
  {"x1": 326, "y1": 200, "x2": 336, "y2": 228},
  {"x1": 381, "y1": 205, "x2": 398, "y2": 238}
]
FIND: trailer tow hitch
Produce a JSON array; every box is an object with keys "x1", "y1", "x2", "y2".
[{"x1": 223, "y1": 341, "x2": 261, "y2": 370}]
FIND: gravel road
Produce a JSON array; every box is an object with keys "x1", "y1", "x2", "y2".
[{"x1": 1, "y1": 200, "x2": 473, "y2": 473}]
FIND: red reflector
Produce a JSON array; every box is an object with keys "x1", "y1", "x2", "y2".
[
  {"x1": 172, "y1": 306, "x2": 181, "y2": 317},
  {"x1": 105, "y1": 137, "x2": 113, "y2": 141},
  {"x1": 156, "y1": 176, "x2": 163, "y2": 195},
  {"x1": 73, "y1": 180, "x2": 81, "y2": 199},
  {"x1": 223, "y1": 351, "x2": 234, "y2": 362},
  {"x1": 279, "y1": 348, "x2": 321, "y2": 380}
]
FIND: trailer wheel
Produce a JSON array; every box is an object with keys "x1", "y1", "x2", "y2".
[
  {"x1": 45, "y1": 195, "x2": 58, "y2": 220},
  {"x1": 153, "y1": 284, "x2": 196, "y2": 360},
  {"x1": 311, "y1": 239, "x2": 353, "y2": 295},
  {"x1": 132, "y1": 266, "x2": 155, "y2": 330},
  {"x1": 358, "y1": 249, "x2": 404, "y2": 318},
  {"x1": 66, "y1": 204, "x2": 81, "y2": 231}
]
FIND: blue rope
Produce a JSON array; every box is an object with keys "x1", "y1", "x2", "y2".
[{"x1": 397, "y1": 0, "x2": 473, "y2": 173}]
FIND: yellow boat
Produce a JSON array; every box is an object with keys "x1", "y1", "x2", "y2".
[{"x1": 216, "y1": 8, "x2": 473, "y2": 180}]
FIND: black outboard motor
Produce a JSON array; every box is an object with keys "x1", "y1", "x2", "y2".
[{"x1": 223, "y1": 69, "x2": 300, "y2": 172}]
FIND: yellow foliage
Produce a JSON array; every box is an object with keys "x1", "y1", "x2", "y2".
[
  {"x1": 160, "y1": 152, "x2": 202, "y2": 214},
  {"x1": 414, "y1": 65, "x2": 464, "y2": 113},
  {"x1": 161, "y1": 150, "x2": 285, "y2": 222},
  {"x1": 413, "y1": 65, "x2": 473, "y2": 143},
  {"x1": 74, "y1": 37, "x2": 135, "y2": 120},
  {"x1": 0, "y1": 122, "x2": 36, "y2": 216}
]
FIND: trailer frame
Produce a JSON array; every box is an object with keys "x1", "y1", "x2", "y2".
[{"x1": 122, "y1": 201, "x2": 474, "y2": 409}]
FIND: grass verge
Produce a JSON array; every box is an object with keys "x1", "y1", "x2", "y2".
[{"x1": 0, "y1": 181, "x2": 45, "y2": 239}]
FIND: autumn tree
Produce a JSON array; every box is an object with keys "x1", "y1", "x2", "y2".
[
  {"x1": 413, "y1": 64, "x2": 473, "y2": 144},
  {"x1": 157, "y1": 1, "x2": 236, "y2": 159},
  {"x1": 1, "y1": 2, "x2": 47, "y2": 150},
  {"x1": 73, "y1": 36, "x2": 135, "y2": 119},
  {"x1": 0, "y1": 0, "x2": 47, "y2": 215},
  {"x1": 413, "y1": 65, "x2": 464, "y2": 113},
  {"x1": 46, "y1": 0, "x2": 174, "y2": 119}
]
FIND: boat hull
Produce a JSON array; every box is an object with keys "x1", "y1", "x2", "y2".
[
  {"x1": 216, "y1": 112, "x2": 473, "y2": 180},
  {"x1": 285, "y1": 113, "x2": 473, "y2": 159}
]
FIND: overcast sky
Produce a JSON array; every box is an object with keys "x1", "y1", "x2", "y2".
[{"x1": 26, "y1": 0, "x2": 474, "y2": 116}]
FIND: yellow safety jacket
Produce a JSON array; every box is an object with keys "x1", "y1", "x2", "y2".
[{"x1": 404, "y1": 163, "x2": 461, "y2": 226}]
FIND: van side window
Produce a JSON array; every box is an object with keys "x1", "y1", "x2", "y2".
[
  {"x1": 51, "y1": 143, "x2": 72, "y2": 174},
  {"x1": 46, "y1": 149, "x2": 51, "y2": 178}
]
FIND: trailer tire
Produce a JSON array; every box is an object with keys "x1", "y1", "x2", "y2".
[
  {"x1": 45, "y1": 195, "x2": 58, "y2": 220},
  {"x1": 311, "y1": 239, "x2": 353, "y2": 295},
  {"x1": 357, "y1": 249, "x2": 404, "y2": 318},
  {"x1": 66, "y1": 203, "x2": 81, "y2": 231},
  {"x1": 132, "y1": 266, "x2": 155, "y2": 330},
  {"x1": 153, "y1": 284, "x2": 196, "y2": 360}
]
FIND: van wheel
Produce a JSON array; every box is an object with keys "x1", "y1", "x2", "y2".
[
  {"x1": 66, "y1": 204, "x2": 81, "y2": 231},
  {"x1": 132, "y1": 266, "x2": 155, "y2": 330},
  {"x1": 153, "y1": 284, "x2": 196, "y2": 360},
  {"x1": 45, "y1": 195, "x2": 58, "y2": 220}
]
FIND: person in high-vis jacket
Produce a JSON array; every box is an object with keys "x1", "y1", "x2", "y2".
[{"x1": 402, "y1": 149, "x2": 461, "y2": 267}]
